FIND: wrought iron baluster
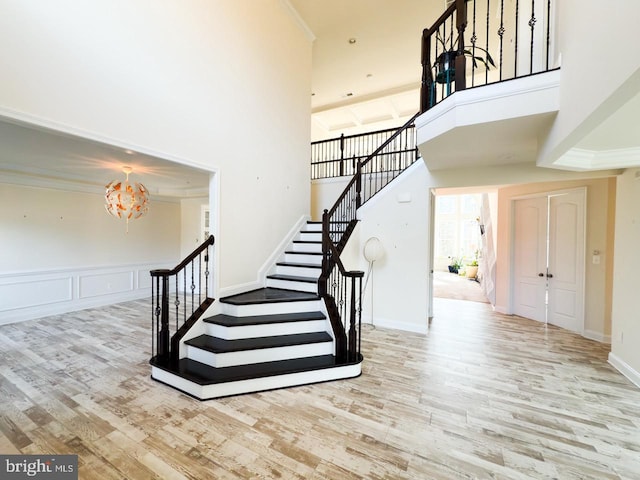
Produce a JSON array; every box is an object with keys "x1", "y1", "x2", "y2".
[
  {"x1": 204, "y1": 246, "x2": 210, "y2": 299},
  {"x1": 486, "y1": 0, "x2": 490, "y2": 84},
  {"x1": 514, "y1": 0, "x2": 519, "y2": 76},
  {"x1": 190, "y1": 259, "x2": 196, "y2": 314},
  {"x1": 546, "y1": 0, "x2": 551, "y2": 70},
  {"x1": 498, "y1": 0, "x2": 505, "y2": 81},
  {"x1": 175, "y1": 272, "x2": 179, "y2": 333},
  {"x1": 529, "y1": 0, "x2": 536, "y2": 74},
  {"x1": 471, "y1": 0, "x2": 477, "y2": 85}
]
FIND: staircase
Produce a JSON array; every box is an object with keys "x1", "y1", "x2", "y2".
[
  {"x1": 150, "y1": 109, "x2": 420, "y2": 401},
  {"x1": 150, "y1": 221, "x2": 362, "y2": 400}
]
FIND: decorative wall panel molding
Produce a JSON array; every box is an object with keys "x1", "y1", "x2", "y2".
[{"x1": 0, "y1": 262, "x2": 174, "y2": 325}]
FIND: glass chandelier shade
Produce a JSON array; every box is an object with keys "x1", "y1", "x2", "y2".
[{"x1": 105, "y1": 166, "x2": 149, "y2": 231}]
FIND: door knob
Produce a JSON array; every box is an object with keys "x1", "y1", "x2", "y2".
[
  {"x1": 547, "y1": 273, "x2": 553, "y2": 278},
  {"x1": 538, "y1": 273, "x2": 544, "y2": 277}
]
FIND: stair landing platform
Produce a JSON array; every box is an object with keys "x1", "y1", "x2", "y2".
[{"x1": 220, "y1": 287, "x2": 319, "y2": 305}]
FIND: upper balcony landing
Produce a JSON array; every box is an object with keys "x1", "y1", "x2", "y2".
[{"x1": 415, "y1": 69, "x2": 560, "y2": 172}]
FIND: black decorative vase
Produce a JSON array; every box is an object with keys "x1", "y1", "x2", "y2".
[{"x1": 436, "y1": 51, "x2": 457, "y2": 84}]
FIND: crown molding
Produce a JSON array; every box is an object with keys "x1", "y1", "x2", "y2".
[
  {"x1": 280, "y1": 0, "x2": 315, "y2": 42},
  {"x1": 555, "y1": 147, "x2": 640, "y2": 171}
]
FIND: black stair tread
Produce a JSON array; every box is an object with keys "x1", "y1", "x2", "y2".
[
  {"x1": 276, "y1": 262, "x2": 322, "y2": 269},
  {"x1": 185, "y1": 331, "x2": 332, "y2": 353},
  {"x1": 284, "y1": 251, "x2": 323, "y2": 256},
  {"x1": 292, "y1": 240, "x2": 322, "y2": 244},
  {"x1": 204, "y1": 311, "x2": 326, "y2": 327},
  {"x1": 220, "y1": 288, "x2": 319, "y2": 305},
  {"x1": 267, "y1": 274, "x2": 318, "y2": 283},
  {"x1": 307, "y1": 220, "x2": 351, "y2": 224},
  {"x1": 151, "y1": 354, "x2": 362, "y2": 386}
]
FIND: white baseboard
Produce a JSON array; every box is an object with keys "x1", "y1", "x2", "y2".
[
  {"x1": 494, "y1": 304, "x2": 509, "y2": 314},
  {"x1": 0, "y1": 262, "x2": 172, "y2": 325},
  {"x1": 258, "y1": 214, "x2": 310, "y2": 280},
  {"x1": 215, "y1": 215, "x2": 310, "y2": 301},
  {"x1": 608, "y1": 352, "x2": 640, "y2": 389},
  {"x1": 362, "y1": 314, "x2": 428, "y2": 335},
  {"x1": 583, "y1": 329, "x2": 612, "y2": 344},
  {"x1": 217, "y1": 280, "x2": 263, "y2": 299}
]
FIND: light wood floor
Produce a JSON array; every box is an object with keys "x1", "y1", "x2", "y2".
[{"x1": 1, "y1": 298, "x2": 639, "y2": 479}]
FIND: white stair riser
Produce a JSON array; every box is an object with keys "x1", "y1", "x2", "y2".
[
  {"x1": 206, "y1": 320, "x2": 327, "y2": 340},
  {"x1": 303, "y1": 223, "x2": 322, "y2": 232},
  {"x1": 151, "y1": 361, "x2": 362, "y2": 400},
  {"x1": 266, "y1": 278, "x2": 317, "y2": 293},
  {"x1": 299, "y1": 232, "x2": 322, "y2": 242},
  {"x1": 219, "y1": 299, "x2": 322, "y2": 317},
  {"x1": 290, "y1": 243, "x2": 322, "y2": 253},
  {"x1": 276, "y1": 265, "x2": 321, "y2": 278},
  {"x1": 283, "y1": 253, "x2": 322, "y2": 265},
  {"x1": 186, "y1": 342, "x2": 333, "y2": 368}
]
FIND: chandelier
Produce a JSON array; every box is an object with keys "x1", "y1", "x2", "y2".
[{"x1": 105, "y1": 166, "x2": 149, "y2": 232}]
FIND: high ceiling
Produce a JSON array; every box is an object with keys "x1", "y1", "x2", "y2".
[
  {"x1": 291, "y1": 0, "x2": 442, "y2": 136},
  {"x1": 0, "y1": 118, "x2": 211, "y2": 199},
  {"x1": 0, "y1": 1, "x2": 637, "y2": 197},
  {"x1": 0, "y1": 1, "x2": 442, "y2": 198},
  {"x1": 291, "y1": 0, "x2": 440, "y2": 110}
]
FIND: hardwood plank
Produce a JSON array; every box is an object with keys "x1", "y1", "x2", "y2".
[{"x1": 1, "y1": 297, "x2": 640, "y2": 479}]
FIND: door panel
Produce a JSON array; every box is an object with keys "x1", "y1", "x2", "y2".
[
  {"x1": 428, "y1": 190, "x2": 435, "y2": 319},
  {"x1": 548, "y1": 192, "x2": 585, "y2": 333},
  {"x1": 513, "y1": 197, "x2": 547, "y2": 322}
]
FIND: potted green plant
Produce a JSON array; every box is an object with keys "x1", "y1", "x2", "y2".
[
  {"x1": 434, "y1": 31, "x2": 496, "y2": 84},
  {"x1": 465, "y1": 259, "x2": 479, "y2": 279},
  {"x1": 447, "y1": 256, "x2": 463, "y2": 274}
]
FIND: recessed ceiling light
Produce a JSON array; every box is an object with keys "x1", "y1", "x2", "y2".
[
  {"x1": 124, "y1": 149, "x2": 134, "y2": 155},
  {"x1": 366, "y1": 73, "x2": 373, "y2": 78},
  {"x1": 348, "y1": 38, "x2": 356, "y2": 44}
]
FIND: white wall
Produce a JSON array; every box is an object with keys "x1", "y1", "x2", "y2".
[
  {"x1": 609, "y1": 168, "x2": 640, "y2": 387},
  {"x1": 313, "y1": 161, "x2": 618, "y2": 337},
  {"x1": 322, "y1": 162, "x2": 430, "y2": 334},
  {"x1": 180, "y1": 197, "x2": 209, "y2": 259},
  {"x1": 0, "y1": 0, "x2": 312, "y2": 293},
  {"x1": 311, "y1": 177, "x2": 351, "y2": 221},
  {"x1": 538, "y1": 0, "x2": 640, "y2": 166},
  {"x1": 0, "y1": 184, "x2": 180, "y2": 323}
]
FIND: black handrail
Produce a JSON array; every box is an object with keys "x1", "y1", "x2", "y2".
[{"x1": 150, "y1": 235, "x2": 215, "y2": 364}]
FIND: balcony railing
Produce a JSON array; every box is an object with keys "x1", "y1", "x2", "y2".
[
  {"x1": 311, "y1": 124, "x2": 418, "y2": 180},
  {"x1": 421, "y1": 0, "x2": 555, "y2": 112}
]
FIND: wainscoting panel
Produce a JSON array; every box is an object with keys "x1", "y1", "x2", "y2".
[
  {"x1": 78, "y1": 271, "x2": 134, "y2": 299},
  {"x1": 0, "y1": 275, "x2": 73, "y2": 311},
  {"x1": 0, "y1": 262, "x2": 174, "y2": 325}
]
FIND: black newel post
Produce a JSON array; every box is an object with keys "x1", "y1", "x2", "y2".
[
  {"x1": 348, "y1": 276, "x2": 358, "y2": 362},
  {"x1": 339, "y1": 133, "x2": 345, "y2": 177},
  {"x1": 420, "y1": 28, "x2": 432, "y2": 113},
  {"x1": 156, "y1": 270, "x2": 171, "y2": 358},
  {"x1": 454, "y1": 0, "x2": 468, "y2": 92},
  {"x1": 355, "y1": 160, "x2": 362, "y2": 209},
  {"x1": 320, "y1": 210, "x2": 330, "y2": 285}
]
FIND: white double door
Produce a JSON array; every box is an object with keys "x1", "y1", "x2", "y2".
[{"x1": 512, "y1": 189, "x2": 585, "y2": 333}]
